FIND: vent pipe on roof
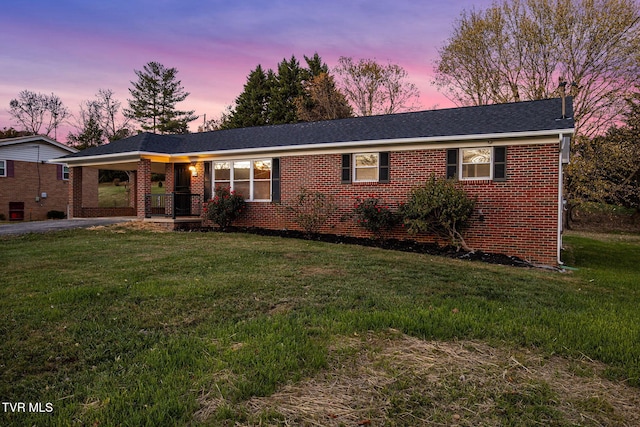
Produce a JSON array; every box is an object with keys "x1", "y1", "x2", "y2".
[{"x1": 559, "y1": 78, "x2": 568, "y2": 119}]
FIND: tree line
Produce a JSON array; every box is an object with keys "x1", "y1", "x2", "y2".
[
  {"x1": 4, "y1": 54, "x2": 421, "y2": 147},
  {"x1": 4, "y1": 0, "x2": 639, "y2": 215}
]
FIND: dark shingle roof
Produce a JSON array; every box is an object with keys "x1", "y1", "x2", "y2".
[{"x1": 63, "y1": 98, "x2": 573, "y2": 159}]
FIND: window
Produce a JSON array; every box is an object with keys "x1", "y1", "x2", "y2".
[
  {"x1": 212, "y1": 159, "x2": 272, "y2": 201},
  {"x1": 0, "y1": 160, "x2": 5, "y2": 177},
  {"x1": 447, "y1": 147, "x2": 506, "y2": 181},
  {"x1": 342, "y1": 152, "x2": 389, "y2": 184},
  {"x1": 354, "y1": 153, "x2": 379, "y2": 182},
  {"x1": 63, "y1": 166, "x2": 69, "y2": 180},
  {"x1": 461, "y1": 148, "x2": 492, "y2": 179}
]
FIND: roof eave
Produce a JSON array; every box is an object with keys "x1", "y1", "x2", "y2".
[{"x1": 179, "y1": 128, "x2": 576, "y2": 158}]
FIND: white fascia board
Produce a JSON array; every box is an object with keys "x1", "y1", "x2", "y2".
[
  {"x1": 179, "y1": 128, "x2": 576, "y2": 159},
  {"x1": 56, "y1": 151, "x2": 169, "y2": 166}
]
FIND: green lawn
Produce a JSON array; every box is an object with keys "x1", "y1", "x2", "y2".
[
  {"x1": 98, "y1": 181, "x2": 165, "y2": 207},
  {"x1": 1, "y1": 228, "x2": 639, "y2": 425}
]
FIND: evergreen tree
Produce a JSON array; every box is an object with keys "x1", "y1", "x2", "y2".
[
  {"x1": 220, "y1": 65, "x2": 271, "y2": 129},
  {"x1": 267, "y1": 56, "x2": 306, "y2": 124},
  {"x1": 67, "y1": 113, "x2": 104, "y2": 150},
  {"x1": 222, "y1": 53, "x2": 340, "y2": 129},
  {"x1": 303, "y1": 53, "x2": 329, "y2": 81},
  {"x1": 124, "y1": 62, "x2": 197, "y2": 134}
]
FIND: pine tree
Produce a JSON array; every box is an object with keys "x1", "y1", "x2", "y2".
[
  {"x1": 220, "y1": 65, "x2": 271, "y2": 129},
  {"x1": 267, "y1": 56, "x2": 306, "y2": 124},
  {"x1": 124, "y1": 62, "x2": 197, "y2": 134}
]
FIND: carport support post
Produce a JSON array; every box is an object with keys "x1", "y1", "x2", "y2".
[
  {"x1": 136, "y1": 159, "x2": 152, "y2": 219},
  {"x1": 69, "y1": 166, "x2": 83, "y2": 219}
]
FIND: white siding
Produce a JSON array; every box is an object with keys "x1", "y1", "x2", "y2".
[{"x1": 0, "y1": 142, "x2": 72, "y2": 163}]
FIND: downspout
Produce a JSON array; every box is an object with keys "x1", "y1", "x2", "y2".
[
  {"x1": 557, "y1": 133, "x2": 570, "y2": 265},
  {"x1": 557, "y1": 142, "x2": 563, "y2": 265}
]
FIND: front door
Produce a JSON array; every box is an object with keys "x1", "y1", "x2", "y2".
[{"x1": 174, "y1": 164, "x2": 191, "y2": 216}]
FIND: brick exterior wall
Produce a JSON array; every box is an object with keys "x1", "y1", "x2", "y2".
[
  {"x1": 220, "y1": 144, "x2": 560, "y2": 265},
  {"x1": 0, "y1": 161, "x2": 84, "y2": 221}
]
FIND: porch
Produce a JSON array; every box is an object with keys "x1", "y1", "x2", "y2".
[{"x1": 68, "y1": 158, "x2": 208, "y2": 231}]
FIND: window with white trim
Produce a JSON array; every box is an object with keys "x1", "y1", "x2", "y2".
[
  {"x1": 0, "y1": 160, "x2": 5, "y2": 177},
  {"x1": 353, "y1": 153, "x2": 379, "y2": 182},
  {"x1": 63, "y1": 165, "x2": 69, "y2": 180},
  {"x1": 213, "y1": 159, "x2": 272, "y2": 201},
  {"x1": 461, "y1": 148, "x2": 492, "y2": 179},
  {"x1": 448, "y1": 147, "x2": 507, "y2": 181}
]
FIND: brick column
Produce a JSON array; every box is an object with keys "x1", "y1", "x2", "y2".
[
  {"x1": 69, "y1": 167, "x2": 83, "y2": 218},
  {"x1": 136, "y1": 159, "x2": 152, "y2": 219},
  {"x1": 190, "y1": 161, "x2": 205, "y2": 216},
  {"x1": 164, "y1": 163, "x2": 174, "y2": 216},
  {"x1": 128, "y1": 171, "x2": 137, "y2": 208}
]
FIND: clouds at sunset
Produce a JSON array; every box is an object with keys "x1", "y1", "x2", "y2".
[{"x1": 0, "y1": 0, "x2": 494, "y2": 140}]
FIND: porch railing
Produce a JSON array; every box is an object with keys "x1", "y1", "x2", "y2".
[{"x1": 145, "y1": 193, "x2": 203, "y2": 219}]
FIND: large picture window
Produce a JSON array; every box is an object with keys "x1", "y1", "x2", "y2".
[{"x1": 213, "y1": 159, "x2": 272, "y2": 201}]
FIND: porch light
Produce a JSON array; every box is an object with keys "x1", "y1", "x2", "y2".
[{"x1": 189, "y1": 164, "x2": 198, "y2": 177}]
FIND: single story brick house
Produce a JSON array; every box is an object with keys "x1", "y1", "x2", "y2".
[
  {"x1": 0, "y1": 135, "x2": 96, "y2": 221},
  {"x1": 57, "y1": 98, "x2": 574, "y2": 265}
]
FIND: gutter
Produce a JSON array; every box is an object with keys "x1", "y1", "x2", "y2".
[{"x1": 58, "y1": 128, "x2": 575, "y2": 166}]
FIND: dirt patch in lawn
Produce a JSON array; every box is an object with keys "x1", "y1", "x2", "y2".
[
  {"x1": 232, "y1": 331, "x2": 640, "y2": 426},
  {"x1": 88, "y1": 221, "x2": 171, "y2": 233}
]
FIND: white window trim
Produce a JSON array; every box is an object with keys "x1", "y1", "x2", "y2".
[
  {"x1": 459, "y1": 147, "x2": 493, "y2": 181},
  {"x1": 63, "y1": 165, "x2": 69, "y2": 180},
  {"x1": 212, "y1": 159, "x2": 272, "y2": 202},
  {"x1": 0, "y1": 160, "x2": 6, "y2": 177},
  {"x1": 353, "y1": 153, "x2": 379, "y2": 183}
]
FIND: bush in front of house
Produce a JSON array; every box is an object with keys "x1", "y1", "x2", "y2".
[
  {"x1": 205, "y1": 187, "x2": 247, "y2": 230},
  {"x1": 286, "y1": 188, "x2": 338, "y2": 236},
  {"x1": 400, "y1": 175, "x2": 476, "y2": 251},
  {"x1": 353, "y1": 196, "x2": 400, "y2": 239},
  {"x1": 47, "y1": 210, "x2": 66, "y2": 219}
]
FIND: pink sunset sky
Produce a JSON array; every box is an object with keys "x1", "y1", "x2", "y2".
[{"x1": 0, "y1": 0, "x2": 495, "y2": 142}]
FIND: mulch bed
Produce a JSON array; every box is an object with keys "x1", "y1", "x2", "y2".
[{"x1": 205, "y1": 226, "x2": 534, "y2": 268}]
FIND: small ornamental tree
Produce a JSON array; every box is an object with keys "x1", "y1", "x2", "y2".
[
  {"x1": 286, "y1": 188, "x2": 337, "y2": 236},
  {"x1": 353, "y1": 196, "x2": 400, "y2": 239},
  {"x1": 401, "y1": 176, "x2": 476, "y2": 251},
  {"x1": 204, "y1": 187, "x2": 246, "y2": 230}
]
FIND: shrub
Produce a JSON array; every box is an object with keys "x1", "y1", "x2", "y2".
[
  {"x1": 353, "y1": 196, "x2": 400, "y2": 239},
  {"x1": 286, "y1": 188, "x2": 337, "y2": 236},
  {"x1": 47, "y1": 210, "x2": 66, "y2": 219},
  {"x1": 400, "y1": 175, "x2": 476, "y2": 251},
  {"x1": 204, "y1": 187, "x2": 247, "y2": 230},
  {"x1": 0, "y1": 213, "x2": 6, "y2": 221}
]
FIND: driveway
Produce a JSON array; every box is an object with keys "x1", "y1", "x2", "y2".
[{"x1": 0, "y1": 217, "x2": 136, "y2": 236}]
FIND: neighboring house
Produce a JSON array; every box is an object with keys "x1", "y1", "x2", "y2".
[
  {"x1": 58, "y1": 98, "x2": 574, "y2": 265},
  {"x1": 0, "y1": 135, "x2": 92, "y2": 221}
]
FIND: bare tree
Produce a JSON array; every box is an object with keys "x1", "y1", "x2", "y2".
[
  {"x1": 8, "y1": 90, "x2": 70, "y2": 138},
  {"x1": 95, "y1": 89, "x2": 132, "y2": 141},
  {"x1": 434, "y1": 0, "x2": 640, "y2": 137},
  {"x1": 334, "y1": 57, "x2": 420, "y2": 116}
]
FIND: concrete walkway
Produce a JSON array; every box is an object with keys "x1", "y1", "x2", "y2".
[{"x1": 0, "y1": 217, "x2": 136, "y2": 236}]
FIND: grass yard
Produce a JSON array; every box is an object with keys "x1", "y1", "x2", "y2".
[
  {"x1": 1, "y1": 227, "x2": 639, "y2": 426},
  {"x1": 98, "y1": 181, "x2": 165, "y2": 207}
]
